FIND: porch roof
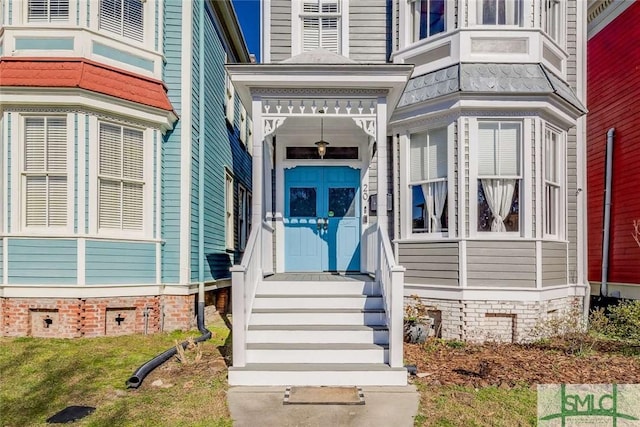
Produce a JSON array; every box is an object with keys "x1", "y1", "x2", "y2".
[{"x1": 226, "y1": 49, "x2": 414, "y2": 121}]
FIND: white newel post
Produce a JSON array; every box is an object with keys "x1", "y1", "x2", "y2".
[
  {"x1": 390, "y1": 267, "x2": 405, "y2": 368},
  {"x1": 230, "y1": 267, "x2": 246, "y2": 367}
]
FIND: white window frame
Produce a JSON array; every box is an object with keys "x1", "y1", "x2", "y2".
[
  {"x1": 225, "y1": 56, "x2": 235, "y2": 125},
  {"x1": 238, "y1": 185, "x2": 251, "y2": 251},
  {"x1": 408, "y1": 127, "x2": 449, "y2": 237},
  {"x1": 246, "y1": 116, "x2": 253, "y2": 156},
  {"x1": 225, "y1": 171, "x2": 234, "y2": 250},
  {"x1": 472, "y1": 0, "x2": 524, "y2": 26},
  {"x1": 409, "y1": 0, "x2": 446, "y2": 43},
  {"x1": 26, "y1": 0, "x2": 70, "y2": 23},
  {"x1": 543, "y1": 126, "x2": 564, "y2": 239},
  {"x1": 95, "y1": 120, "x2": 150, "y2": 237},
  {"x1": 239, "y1": 105, "x2": 247, "y2": 145},
  {"x1": 98, "y1": 0, "x2": 145, "y2": 43},
  {"x1": 20, "y1": 114, "x2": 72, "y2": 232},
  {"x1": 542, "y1": 0, "x2": 564, "y2": 46},
  {"x1": 472, "y1": 119, "x2": 525, "y2": 237},
  {"x1": 292, "y1": 0, "x2": 349, "y2": 57}
]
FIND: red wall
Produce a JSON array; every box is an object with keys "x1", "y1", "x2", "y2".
[{"x1": 587, "y1": 2, "x2": 640, "y2": 286}]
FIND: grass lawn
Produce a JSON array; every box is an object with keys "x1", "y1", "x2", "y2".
[{"x1": 0, "y1": 314, "x2": 232, "y2": 427}]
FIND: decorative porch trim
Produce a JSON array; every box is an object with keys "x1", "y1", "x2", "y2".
[{"x1": 353, "y1": 118, "x2": 376, "y2": 139}]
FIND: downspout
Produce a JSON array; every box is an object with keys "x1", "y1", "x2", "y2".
[
  {"x1": 125, "y1": 2, "x2": 212, "y2": 389},
  {"x1": 600, "y1": 128, "x2": 615, "y2": 297}
]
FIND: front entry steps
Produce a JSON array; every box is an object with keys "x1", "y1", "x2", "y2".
[{"x1": 228, "y1": 275, "x2": 407, "y2": 386}]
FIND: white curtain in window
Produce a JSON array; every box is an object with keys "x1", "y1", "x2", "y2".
[
  {"x1": 481, "y1": 178, "x2": 515, "y2": 232},
  {"x1": 421, "y1": 181, "x2": 447, "y2": 232}
]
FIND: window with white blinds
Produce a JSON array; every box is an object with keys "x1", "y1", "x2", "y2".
[
  {"x1": 28, "y1": 0, "x2": 69, "y2": 22},
  {"x1": 301, "y1": 0, "x2": 341, "y2": 53},
  {"x1": 409, "y1": 128, "x2": 448, "y2": 234},
  {"x1": 23, "y1": 116, "x2": 68, "y2": 228},
  {"x1": 477, "y1": 121, "x2": 521, "y2": 233},
  {"x1": 544, "y1": 127, "x2": 562, "y2": 237},
  {"x1": 98, "y1": 122, "x2": 144, "y2": 231},
  {"x1": 99, "y1": 0, "x2": 144, "y2": 42}
]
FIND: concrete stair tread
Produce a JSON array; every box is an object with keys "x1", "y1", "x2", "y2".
[
  {"x1": 230, "y1": 363, "x2": 404, "y2": 372},
  {"x1": 252, "y1": 308, "x2": 386, "y2": 314},
  {"x1": 248, "y1": 324, "x2": 388, "y2": 331},
  {"x1": 247, "y1": 343, "x2": 388, "y2": 350}
]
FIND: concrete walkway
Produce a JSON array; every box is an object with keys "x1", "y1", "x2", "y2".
[{"x1": 227, "y1": 385, "x2": 420, "y2": 427}]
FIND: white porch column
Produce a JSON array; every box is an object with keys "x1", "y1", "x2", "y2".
[
  {"x1": 376, "y1": 96, "x2": 388, "y2": 225},
  {"x1": 251, "y1": 96, "x2": 263, "y2": 269}
]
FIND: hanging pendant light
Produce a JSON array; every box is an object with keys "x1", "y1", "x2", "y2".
[{"x1": 314, "y1": 111, "x2": 329, "y2": 159}]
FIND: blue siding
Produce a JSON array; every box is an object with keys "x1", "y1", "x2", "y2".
[
  {"x1": 85, "y1": 240, "x2": 156, "y2": 284},
  {"x1": 161, "y1": 0, "x2": 183, "y2": 283},
  {"x1": 8, "y1": 239, "x2": 77, "y2": 284},
  {"x1": 15, "y1": 37, "x2": 74, "y2": 50}
]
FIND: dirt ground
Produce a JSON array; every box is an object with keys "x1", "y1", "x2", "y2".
[{"x1": 405, "y1": 336, "x2": 640, "y2": 389}]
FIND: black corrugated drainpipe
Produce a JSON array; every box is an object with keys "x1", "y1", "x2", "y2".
[{"x1": 126, "y1": 301, "x2": 212, "y2": 389}]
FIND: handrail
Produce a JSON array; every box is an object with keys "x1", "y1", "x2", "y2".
[
  {"x1": 230, "y1": 221, "x2": 272, "y2": 368},
  {"x1": 375, "y1": 223, "x2": 405, "y2": 369}
]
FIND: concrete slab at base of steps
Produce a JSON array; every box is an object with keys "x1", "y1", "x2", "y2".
[{"x1": 227, "y1": 385, "x2": 420, "y2": 427}]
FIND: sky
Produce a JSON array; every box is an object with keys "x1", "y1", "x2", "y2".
[{"x1": 232, "y1": 0, "x2": 261, "y2": 62}]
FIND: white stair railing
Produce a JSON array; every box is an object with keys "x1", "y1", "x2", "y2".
[
  {"x1": 375, "y1": 224, "x2": 405, "y2": 368},
  {"x1": 230, "y1": 220, "x2": 273, "y2": 367}
]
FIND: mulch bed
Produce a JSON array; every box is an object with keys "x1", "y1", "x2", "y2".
[{"x1": 405, "y1": 337, "x2": 640, "y2": 389}]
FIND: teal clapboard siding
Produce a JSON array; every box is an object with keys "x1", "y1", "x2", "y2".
[
  {"x1": 8, "y1": 239, "x2": 77, "y2": 284},
  {"x1": 198, "y1": 4, "x2": 252, "y2": 282},
  {"x1": 85, "y1": 240, "x2": 156, "y2": 284},
  {"x1": 190, "y1": 1, "x2": 201, "y2": 283},
  {"x1": 161, "y1": 0, "x2": 183, "y2": 283}
]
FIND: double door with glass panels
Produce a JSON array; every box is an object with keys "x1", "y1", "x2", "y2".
[{"x1": 284, "y1": 166, "x2": 360, "y2": 272}]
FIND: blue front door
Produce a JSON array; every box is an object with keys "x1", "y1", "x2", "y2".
[{"x1": 285, "y1": 166, "x2": 360, "y2": 272}]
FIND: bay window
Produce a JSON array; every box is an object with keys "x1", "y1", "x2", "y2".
[
  {"x1": 410, "y1": 128, "x2": 448, "y2": 234},
  {"x1": 28, "y1": 0, "x2": 69, "y2": 22},
  {"x1": 98, "y1": 122, "x2": 144, "y2": 231},
  {"x1": 301, "y1": 0, "x2": 341, "y2": 53},
  {"x1": 477, "y1": 121, "x2": 521, "y2": 233},
  {"x1": 99, "y1": 0, "x2": 144, "y2": 42},
  {"x1": 478, "y1": 0, "x2": 522, "y2": 25},
  {"x1": 23, "y1": 116, "x2": 68, "y2": 228},
  {"x1": 410, "y1": 0, "x2": 446, "y2": 42},
  {"x1": 544, "y1": 127, "x2": 562, "y2": 237}
]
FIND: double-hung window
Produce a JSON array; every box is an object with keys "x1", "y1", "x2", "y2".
[
  {"x1": 98, "y1": 122, "x2": 144, "y2": 231},
  {"x1": 225, "y1": 172, "x2": 234, "y2": 249},
  {"x1": 225, "y1": 62, "x2": 235, "y2": 125},
  {"x1": 478, "y1": 0, "x2": 522, "y2": 25},
  {"x1": 301, "y1": 0, "x2": 341, "y2": 53},
  {"x1": 543, "y1": 0, "x2": 562, "y2": 44},
  {"x1": 410, "y1": 128, "x2": 448, "y2": 234},
  {"x1": 23, "y1": 116, "x2": 68, "y2": 228},
  {"x1": 477, "y1": 121, "x2": 521, "y2": 233},
  {"x1": 28, "y1": 0, "x2": 69, "y2": 22},
  {"x1": 410, "y1": 0, "x2": 446, "y2": 42},
  {"x1": 544, "y1": 127, "x2": 562, "y2": 237},
  {"x1": 99, "y1": 0, "x2": 144, "y2": 42}
]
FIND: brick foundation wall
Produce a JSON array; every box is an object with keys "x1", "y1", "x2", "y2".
[
  {"x1": 0, "y1": 294, "x2": 196, "y2": 338},
  {"x1": 407, "y1": 296, "x2": 583, "y2": 343}
]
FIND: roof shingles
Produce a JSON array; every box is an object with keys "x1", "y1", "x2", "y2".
[{"x1": 0, "y1": 58, "x2": 173, "y2": 111}]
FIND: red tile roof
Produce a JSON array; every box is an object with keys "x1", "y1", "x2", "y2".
[{"x1": 0, "y1": 57, "x2": 174, "y2": 111}]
